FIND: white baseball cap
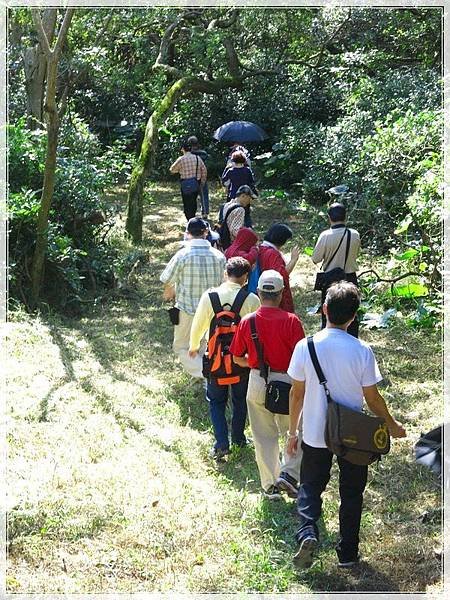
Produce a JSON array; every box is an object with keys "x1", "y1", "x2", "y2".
[{"x1": 257, "y1": 270, "x2": 284, "y2": 292}]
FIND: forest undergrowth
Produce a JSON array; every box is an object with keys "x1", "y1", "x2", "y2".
[{"x1": 6, "y1": 183, "x2": 442, "y2": 594}]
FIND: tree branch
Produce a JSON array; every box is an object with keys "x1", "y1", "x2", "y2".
[
  {"x1": 53, "y1": 8, "x2": 75, "y2": 59},
  {"x1": 284, "y1": 8, "x2": 352, "y2": 70},
  {"x1": 207, "y1": 9, "x2": 239, "y2": 31},
  {"x1": 31, "y1": 9, "x2": 52, "y2": 58}
]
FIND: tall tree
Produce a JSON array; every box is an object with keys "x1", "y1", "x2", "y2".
[
  {"x1": 30, "y1": 8, "x2": 74, "y2": 307},
  {"x1": 125, "y1": 9, "x2": 249, "y2": 243}
]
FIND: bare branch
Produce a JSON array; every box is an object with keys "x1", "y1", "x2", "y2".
[
  {"x1": 53, "y1": 8, "x2": 75, "y2": 58},
  {"x1": 207, "y1": 9, "x2": 239, "y2": 31},
  {"x1": 153, "y1": 14, "x2": 186, "y2": 78},
  {"x1": 31, "y1": 9, "x2": 52, "y2": 58},
  {"x1": 223, "y1": 37, "x2": 241, "y2": 80}
]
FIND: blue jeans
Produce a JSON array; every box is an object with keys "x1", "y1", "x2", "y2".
[
  {"x1": 206, "y1": 375, "x2": 249, "y2": 451},
  {"x1": 200, "y1": 182, "x2": 210, "y2": 215}
]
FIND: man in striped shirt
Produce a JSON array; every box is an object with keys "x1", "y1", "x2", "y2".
[
  {"x1": 161, "y1": 217, "x2": 226, "y2": 378},
  {"x1": 170, "y1": 141, "x2": 207, "y2": 221}
]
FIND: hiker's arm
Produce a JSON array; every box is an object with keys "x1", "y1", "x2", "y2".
[
  {"x1": 169, "y1": 157, "x2": 181, "y2": 174},
  {"x1": 189, "y1": 293, "x2": 211, "y2": 356},
  {"x1": 363, "y1": 384, "x2": 406, "y2": 438},
  {"x1": 162, "y1": 284, "x2": 175, "y2": 301},
  {"x1": 311, "y1": 233, "x2": 325, "y2": 265},
  {"x1": 286, "y1": 246, "x2": 301, "y2": 274},
  {"x1": 199, "y1": 160, "x2": 207, "y2": 185},
  {"x1": 233, "y1": 355, "x2": 249, "y2": 368},
  {"x1": 287, "y1": 379, "x2": 305, "y2": 455}
]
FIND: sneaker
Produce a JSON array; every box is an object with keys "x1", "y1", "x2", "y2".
[
  {"x1": 210, "y1": 446, "x2": 230, "y2": 462},
  {"x1": 276, "y1": 472, "x2": 299, "y2": 499},
  {"x1": 338, "y1": 557, "x2": 360, "y2": 568},
  {"x1": 293, "y1": 536, "x2": 318, "y2": 569},
  {"x1": 263, "y1": 485, "x2": 282, "y2": 500}
]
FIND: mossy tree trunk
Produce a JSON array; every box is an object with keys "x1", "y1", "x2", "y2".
[{"x1": 126, "y1": 75, "x2": 243, "y2": 243}]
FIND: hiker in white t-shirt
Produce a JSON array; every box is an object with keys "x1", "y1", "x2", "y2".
[{"x1": 287, "y1": 281, "x2": 406, "y2": 570}]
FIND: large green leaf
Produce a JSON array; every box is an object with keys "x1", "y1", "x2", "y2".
[
  {"x1": 304, "y1": 246, "x2": 314, "y2": 256},
  {"x1": 391, "y1": 282, "x2": 429, "y2": 297},
  {"x1": 395, "y1": 249, "x2": 419, "y2": 261}
]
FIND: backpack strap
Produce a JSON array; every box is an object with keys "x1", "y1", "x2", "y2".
[
  {"x1": 306, "y1": 336, "x2": 332, "y2": 404},
  {"x1": 323, "y1": 228, "x2": 348, "y2": 272},
  {"x1": 208, "y1": 291, "x2": 223, "y2": 316},
  {"x1": 230, "y1": 287, "x2": 249, "y2": 317},
  {"x1": 249, "y1": 315, "x2": 268, "y2": 383},
  {"x1": 224, "y1": 203, "x2": 243, "y2": 224}
]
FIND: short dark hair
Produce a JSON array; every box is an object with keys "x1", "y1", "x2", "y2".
[
  {"x1": 328, "y1": 203, "x2": 346, "y2": 222},
  {"x1": 324, "y1": 281, "x2": 360, "y2": 325},
  {"x1": 231, "y1": 151, "x2": 246, "y2": 164},
  {"x1": 259, "y1": 289, "x2": 282, "y2": 302},
  {"x1": 264, "y1": 223, "x2": 293, "y2": 248},
  {"x1": 226, "y1": 257, "x2": 251, "y2": 278},
  {"x1": 181, "y1": 141, "x2": 191, "y2": 151},
  {"x1": 187, "y1": 217, "x2": 208, "y2": 237},
  {"x1": 187, "y1": 135, "x2": 198, "y2": 146}
]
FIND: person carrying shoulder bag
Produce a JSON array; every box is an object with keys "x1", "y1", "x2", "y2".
[
  {"x1": 312, "y1": 203, "x2": 360, "y2": 337},
  {"x1": 230, "y1": 270, "x2": 306, "y2": 500},
  {"x1": 287, "y1": 281, "x2": 406, "y2": 570}
]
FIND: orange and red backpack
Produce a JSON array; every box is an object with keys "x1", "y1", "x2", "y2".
[{"x1": 202, "y1": 287, "x2": 249, "y2": 385}]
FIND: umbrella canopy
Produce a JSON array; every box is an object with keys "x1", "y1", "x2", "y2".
[{"x1": 213, "y1": 120, "x2": 268, "y2": 143}]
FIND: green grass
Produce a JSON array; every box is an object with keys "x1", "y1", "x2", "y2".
[{"x1": 5, "y1": 182, "x2": 442, "y2": 593}]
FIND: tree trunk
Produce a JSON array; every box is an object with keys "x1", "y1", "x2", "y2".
[
  {"x1": 126, "y1": 75, "x2": 243, "y2": 243},
  {"x1": 22, "y1": 9, "x2": 57, "y2": 129},
  {"x1": 126, "y1": 78, "x2": 189, "y2": 243},
  {"x1": 30, "y1": 59, "x2": 59, "y2": 305},
  {"x1": 29, "y1": 7, "x2": 74, "y2": 307}
]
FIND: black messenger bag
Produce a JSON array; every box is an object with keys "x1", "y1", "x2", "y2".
[
  {"x1": 307, "y1": 336, "x2": 390, "y2": 465},
  {"x1": 250, "y1": 315, "x2": 291, "y2": 415},
  {"x1": 314, "y1": 228, "x2": 351, "y2": 292}
]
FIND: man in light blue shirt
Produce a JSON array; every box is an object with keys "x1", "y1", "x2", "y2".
[{"x1": 161, "y1": 217, "x2": 225, "y2": 377}]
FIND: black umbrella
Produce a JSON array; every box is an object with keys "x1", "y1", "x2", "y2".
[{"x1": 213, "y1": 120, "x2": 268, "y2": 143}]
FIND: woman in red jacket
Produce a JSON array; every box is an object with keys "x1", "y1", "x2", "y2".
[
  {"x1": 258, "y1": 223, "x2": 300, "y2": 313},
  {"x1": 224, "y1": 227, "x2": 259, "y2": 264}
]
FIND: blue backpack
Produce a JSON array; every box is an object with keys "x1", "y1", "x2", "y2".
[{"x1": 247, "y1": 256, "x2": 261, "y2": 294}]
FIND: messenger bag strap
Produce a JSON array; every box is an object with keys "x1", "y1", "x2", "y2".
[
  {"x1": 306, "y1": 336, "x2": 332, "y2": 404},
  {"x1": 323, "y1": 228, "x2": 348, "y2": 272},
  {"x1": 249, "y1": 315, "x2": 268, "y2": 383},
  {"x1": 343, "y1": 229, "x2": 351, "y2": 271},
  {"x1": 195, "y1": 155, "x2": 199, "y2": 180}
]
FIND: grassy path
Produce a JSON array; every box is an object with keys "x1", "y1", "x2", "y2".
[{"x1": 6, "y1": 182, "x2": 442, "y2": 593}]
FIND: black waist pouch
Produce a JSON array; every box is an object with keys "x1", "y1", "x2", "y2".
[
  {"x1": 167, "y1": 306, "x2": 180, "y2": 325},
  {"x1": 265, "y1": 380, "x2": 291, "y2": 415}
]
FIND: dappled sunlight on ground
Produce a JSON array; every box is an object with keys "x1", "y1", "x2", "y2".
[{"x1": 6, "y1": 181, "x2": 442, "y2": 593}]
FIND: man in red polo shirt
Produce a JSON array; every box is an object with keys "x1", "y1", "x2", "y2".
[{"x1": 230, "y1": 270, "x2": 306, "y2": 499}]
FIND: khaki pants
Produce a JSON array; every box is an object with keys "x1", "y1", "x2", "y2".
[
  {"x1": 247, "y1": 368, "x2": 303, "y2": 491},
  {"x1": 173, "y1": 309, "x2": 206, "y2": 378}
]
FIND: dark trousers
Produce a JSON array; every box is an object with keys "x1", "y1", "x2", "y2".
[
  {"x1": 296, "y1": 442, "x2": 368, "y2": 561},
  {"x1": 206, "y1": 375, "x2": 249, "y2": 451},
  {"x1": 321, "y1": 272, "x2": 359, "y2": 338},
  {"x1": 181, "y1": 189, "x2": 198, "y2": 220}
]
